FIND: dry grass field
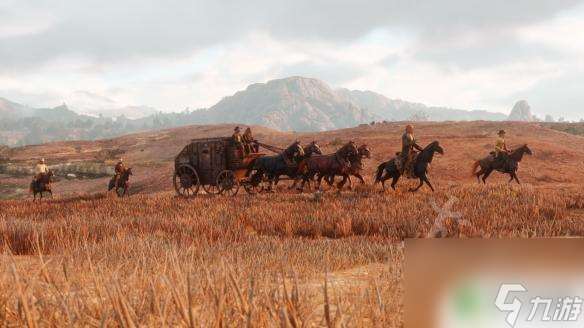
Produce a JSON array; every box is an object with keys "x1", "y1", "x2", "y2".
[{"x1": 1, "y1": 121, "x2": 584, "y2": 326}]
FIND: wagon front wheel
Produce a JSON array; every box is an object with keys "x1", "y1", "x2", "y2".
[
  {"x1": 174, "y1": 164, "x2": 200, "y2": 198},
  {"x1": 217, "y1": 170, "x2": 239, "y2": 196}
]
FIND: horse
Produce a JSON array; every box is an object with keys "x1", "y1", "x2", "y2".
[
  {"x1": 325, "y1": 144, "x2": 371, "y2": 190},
  {"x1": 108, "y1": 167, "x2": 133, "y2": 197},
  {"x1": 283, "y1": 141, "x2": 323, "y2": 189},
  {"x1": 375, "y1": 141, "x2": 444, "y2": 192},
  {"x1": 30, "y1": 171, "x2": 54, "y2": 201},
  {"x1": 248, "y1": 142, "x2": 305, "y2": 192},
  {"x1": 296, "y1": 141, "x2": 359, "y2": 191},
  {"x1": 471, "y1": 144, "x2": 532, "y2": 184}
]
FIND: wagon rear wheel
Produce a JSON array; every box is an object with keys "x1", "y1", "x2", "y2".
[
  {"x1": 174, "y1": 164, "x2": 200, "y2": 197},
  {"x1": 217, "y1": 170, "x2": 239, "y2": 196}
]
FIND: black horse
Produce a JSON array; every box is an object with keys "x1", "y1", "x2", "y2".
[
  {"x1": 30, "y1": 171, "x2": 54, "y2": 201},
  {"x1": 472, "y1": 144, "x2": 532, "y2": 184},
  {"x1": 248, "y1": 142, "x2": 305, "y2": 191},
  {"x1": 375, "y1": 141, "x2": 444, "y2": 192}
]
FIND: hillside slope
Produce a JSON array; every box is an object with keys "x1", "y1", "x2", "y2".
[{"x1": 2, "y1": 121, "x2": 584, "y2": 199}]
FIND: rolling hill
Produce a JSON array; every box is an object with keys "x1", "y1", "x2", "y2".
[{"x1": 2, "y1": 121, "x2": 584, "y2": 200}]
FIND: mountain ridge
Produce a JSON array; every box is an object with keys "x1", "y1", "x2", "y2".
[{"x1": 0, "y1": 76, "x2": 519, "y2": 146}]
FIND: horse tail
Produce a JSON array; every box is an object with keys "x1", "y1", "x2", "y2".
[
  {"x1": 471, "y1": 160, "x2": 481, "y2": 176},
  {"x1": 374, "y1": 162, "x2": 385, "y2": 184}
]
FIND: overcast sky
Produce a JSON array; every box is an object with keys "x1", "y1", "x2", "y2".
[{"x1": 1, "y1": 0, "x2": 584, "y2": 119}]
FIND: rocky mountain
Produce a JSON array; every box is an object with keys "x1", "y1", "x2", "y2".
[
  {"x1": 336, "y1": 88, "x2": 507, "y2": 121},
  {"x1": 0, "y1": 76, "x2": 517, "y2": 146},
  {"x1": 508, "y1": 100, "x2": 535, "y2": 122},
  {"x1": 200, "y1": 77, "x2": 375, "y2": 131}
]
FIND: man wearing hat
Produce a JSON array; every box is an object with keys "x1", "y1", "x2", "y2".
[
  {"x1": 495, "y1": 130, "x2": 509, "y2": 156},
  {"x1": 34, "y1": 158, "x2": 49, "y2": 182},
  {"x1": 493, "y1": 129, "x2": 510, "y2": 165},
  {"x1": 397, "y1": 124, "x2": 423, "y2": 178},
  {"x1": 232, "y1": 126, "x2": 244, "y2": 154}
]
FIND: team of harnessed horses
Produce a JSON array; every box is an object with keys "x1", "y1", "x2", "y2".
[{"x1": 29, "y1": 129, "x2": 533, "y2": 200}]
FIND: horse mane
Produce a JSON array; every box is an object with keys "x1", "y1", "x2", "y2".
[
  {"x1": 422, "y1": 141, "x2": 439, "y2": 151},
  {"x1": 418, "y1": 141, "x2": 440, "y2": 163}
]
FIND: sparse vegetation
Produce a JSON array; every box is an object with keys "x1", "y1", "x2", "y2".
[
  {"x1": 2, "y1": 121, "x2": 584, "y2": 326},
  {"x1": 1, "y1": 184, "x2": 583, "y2": 326}
]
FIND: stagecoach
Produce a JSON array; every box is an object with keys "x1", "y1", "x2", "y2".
[{"x1": 173, "y1": 137, "x2": 266, "y2": 197}]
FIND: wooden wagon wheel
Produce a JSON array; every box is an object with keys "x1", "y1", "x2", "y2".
[
  {"x1": 173, "y1": 164, "x2": 200, "y2": 197},
  {"x1": 243, "y1": 168, "x2": 265, "y2": 195},
  {"x1": 217, "y1": 170, "x2": 239, "y2": 196},
  {"x1": 202, "y1": 183, "x2": 221, "y2": 195}
]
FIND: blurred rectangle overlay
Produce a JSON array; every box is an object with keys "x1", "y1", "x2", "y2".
[{"x1": 406, "y1": 239, "x2": 584, "y2": 328}]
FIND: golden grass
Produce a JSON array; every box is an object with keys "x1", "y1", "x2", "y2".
[{"x1": 1, "y1": 183, "x2": 583, "y2": 327}]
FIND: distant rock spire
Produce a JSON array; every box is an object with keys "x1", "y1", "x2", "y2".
[{"x1": 507, "y1": 100, "x2": 535, "y2": 122}]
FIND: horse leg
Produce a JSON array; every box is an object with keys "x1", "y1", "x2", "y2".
[
  {"x1": 482, "y1": 169, "x2": 493, "y2": 184},
  {"x1": 475, "y1": 168, "x2": 484, "y2": 183},
  {"x1": 409, "y1": 178, "x2": 424, "y2": 192},
  {"x1": 512, "y1": 172, "x2": 521, "y2": 185},
  {"x1": 316, "y1": 173, "x2": 326, "y2": 190},
  {"x1": 289, "y1": 177, "x2": 298, "y2": 190},
  {"x1": 390, "y1": 174, "x2": 400, "y2": 191},
  {"x1": 355, "y1": 173, "x2": 365, "y2": 185},
  {"x1": 338, "y1": 175, "x2": 348, "y2": 190},
  {"x1": 423, "y1": 175, "x2": 435, "y2": 192}
]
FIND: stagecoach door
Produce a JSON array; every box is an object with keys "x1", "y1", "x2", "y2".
[{"x1": 198, "y1": 141, "x2": 225, "y2": 185}]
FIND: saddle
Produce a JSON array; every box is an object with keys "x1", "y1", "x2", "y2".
[{"x1": 395, "y1": 151, "x2": 418, "y2": 179}]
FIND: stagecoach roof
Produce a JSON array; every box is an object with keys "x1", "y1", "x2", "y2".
[{"x1": 189, "y1": 137, "x2": 232, "y2": 143}]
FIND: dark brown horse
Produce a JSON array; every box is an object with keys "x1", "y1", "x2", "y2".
[
  {"x1": 325, "y1": 144, "x2": 371, "y2": 190},
  {"x1": 296, "y1": 142, "x2": 359, "y2": 191},
  {"x1": 283, "y1": 141, "x2": 323, "y2": 189},
  {"x1": 30, "y1": 171, "x2": 54, "y2": 201},
  {"x1": 108, "y1": 167, "x2": 133, "y2": 197},
  {"x1": 472, "y1": 144, "x2": 532, "y2": 184},
  {"x1": 375, "y1": 141, "x2": 444, "y2": 192}
]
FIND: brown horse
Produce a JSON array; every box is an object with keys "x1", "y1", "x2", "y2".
[
  {"x1": 472, "y1": 145, "x2": 532, "y2": 184},
  {"x1": 30, "y1": 171, "x2": 54, "y2": 201},
  {"x1": 296, "y1": 142, "x2": 359, "y2": 191},
  {"x1": 108, "y1": 167, "x2": 133, "y2": 197},
  {"x1": 325, "y1": 144, "x2": 371, "y2": 190}
]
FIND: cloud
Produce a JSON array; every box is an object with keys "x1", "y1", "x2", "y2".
[
  {"x1": 1, "y1": 0, "x2": 584, "y2": 119},
  {"x1": 1, "y1": 0, "x2": 581, "y2": 71}
]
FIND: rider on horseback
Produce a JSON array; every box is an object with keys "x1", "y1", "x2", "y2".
[
  {"x1": 397, "y1": 125, "x2": 423, "y2": 178},
  {"x1": 33, "y1": 158, "x2": 49, "y2": 183},
  {"x1": 114, "y1": 158, "x2": 126, "y2": 186},
  {"x1": 494, "y1": 129, "x2": 510, "y2": 165}
]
